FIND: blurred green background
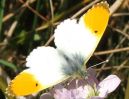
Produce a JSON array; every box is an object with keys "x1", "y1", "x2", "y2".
[{"x1": 0, "y1": 0, "x2": 129, "y2": 99}]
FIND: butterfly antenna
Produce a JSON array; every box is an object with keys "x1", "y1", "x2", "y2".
[{"x1": 90, "y1": 59, "x2": 109, "y2": 68}]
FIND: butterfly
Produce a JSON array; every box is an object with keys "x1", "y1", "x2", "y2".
[{"x1": 6, "y1": 1, "x2": 110, "y2": 96}]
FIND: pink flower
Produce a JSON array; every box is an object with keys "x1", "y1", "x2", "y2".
[
  {"x1": 40, "y1": 69, "x2": 121, "y2": 99},
  {"x1": 96, "y1": 75, "x2": 121, "y2": 98}
]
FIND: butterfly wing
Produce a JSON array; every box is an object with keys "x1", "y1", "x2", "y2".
[
  {"x1": 54, "y1": 2, "x2": 110, "y2": 63},
  {"x1": 6, "y1": 47, "x2": 69, "y2": 96}
]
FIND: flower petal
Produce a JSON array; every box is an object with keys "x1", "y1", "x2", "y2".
[
  {"x1": 90, "y1": 96, "x2": 104, "y2": 99},
  {"x1": 87, "y1": 67, "x2": 99, "y2": 86},
  {"x1": 67, "y1": 79, "x2": 89, "y2": 90},
  {"x1": 40, "y1": 93, "x2": 53, "y2": 99},
  {"x1": 98, "y1": 75, "x2": 121, "y2": 97}
]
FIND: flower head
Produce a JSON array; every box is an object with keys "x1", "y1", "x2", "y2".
[
  {"x1": 40, "y1": 69, "x2": 121, "y2": 99},
  {"x1": 54, "y1": 85, "x2": 95, "y2": 99}
]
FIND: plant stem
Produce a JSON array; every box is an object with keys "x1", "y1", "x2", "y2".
[{"x1": 0, "y1": 0, "x2": 5, "y2": 40}]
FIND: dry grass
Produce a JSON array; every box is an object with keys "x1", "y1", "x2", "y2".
[{"x1": 0, "y1": 0, "x2": 129, "y2": 98}]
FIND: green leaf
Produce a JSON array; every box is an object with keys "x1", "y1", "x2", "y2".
[
  {"x1": 0, "y1": 59, "x2": 17, "y2": 71},
  {"x1": 16, "y1": 30, "x2": 27, "y2": 44},
  {"x1": 34, "y1": 34, "x2": 41, "y2": 41}
]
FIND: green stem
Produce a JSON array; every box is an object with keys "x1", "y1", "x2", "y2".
[
  {"x1": 28, "y1": 0, "x2": 41, "y2": 52},
  {"x1": 0, "y1": 0, "x2": 5, "y2": 40}
]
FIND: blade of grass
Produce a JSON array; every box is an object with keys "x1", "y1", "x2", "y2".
[
  {"x1": 0, "y1": 59, "x2": 17, "y2": 72},
  {"x1": 0, "y1": 76, "x2": 7, "y2": 98},
  {"x1": 0, "y1": 0, "x2": 5, "y2": 40},
  {"x1": 28, "y1": 0, "x2": 41, "y2": 52},
  {"x1": 125, "y1": 76, "x2": 129, "y2": 99},
  {"x1": 0, "y1": 76, "x2": 15, "y2": 99}
]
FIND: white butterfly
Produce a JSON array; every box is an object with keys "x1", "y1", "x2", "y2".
[{"x1": 6, "y1": 2, "x2": 110, "y2": 96}]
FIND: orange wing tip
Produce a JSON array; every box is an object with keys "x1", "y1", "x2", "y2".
[
  {"x1": 6, "y1": 81, "x2": 16, "y2": 97},
  {"x1": 5, "y1": 71, "x2": 46, "y2": 96},
  {"x1": 90, "y1": 1, "x2": 110, "y2": 13}
]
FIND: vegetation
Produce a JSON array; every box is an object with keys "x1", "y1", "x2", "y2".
[{"x1": 0, "y1": 0, "x2": 129, "y2": 98}]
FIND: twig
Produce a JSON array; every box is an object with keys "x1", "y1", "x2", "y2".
[
  {"x1": 2, "y1": 0, "x2": 36, "y2": 22},
  {"x1": 6, "y1": 21, "x2": 18, "y2": 38},
  {"x1": 95, "y1": 65, "x2": 129, "y2": 71},
  {"x1": 113, "y1": 28, "x2": 129, "y2": 40},
  {"x1": 116, "y1": 58, "x2": 129, "y2": 71},
  {"x1": 49, "y1": 0, "x2": 54, "y2": 36},
  {"x1": 44, "y1": 0, "x2": 101, "y2": 46},
  {"x1": 0, "y1": 21, "x2": 18, "y2": 51},
  {"x1": 3, "y1": 13, "x2": 16, "y2": 22},
  {"x1": 49, "y1": 0, "x2": 54, "y2": 22},
  {"x1": 36, "y1": 22, "x2": 59, "y2": 32},
  {"x1": 19, "y1": 0, "x2": 48, "y2": 21},
  {"x1": 96, "y1": 24, "x2": 128, "y2": 76},
  {"x1": 44, "y1": 22, "x2": 58, "y2": 46},
  {"x1": 94, "y1": 47, "x2": 129, "y2": 56},
  {"x1": 112, "y1": 13, "x2": 129, "y2": 17},
  {"x1": 109, "y1": 0, "x2": 124, "y2": 15},
  {"x1": 71, "y1": 0, "x2": 101, "y2": 19},
  {"x1": 0, "y1": 5, "x2": 26, "y2": 52},
  {"x1": 44, "y1": 0, "x2": 124, "y2": 46},
  {"x1": 44, "y1": 35, "x2": 54, "y2": 46}
]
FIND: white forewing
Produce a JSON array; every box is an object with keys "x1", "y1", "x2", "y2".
[
  {"x1": 26, "y1": 47, "x2": 68, "y2": 87},
  {"x1": 54, "y1": 19, "x2": 97, "y2": 61}
]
